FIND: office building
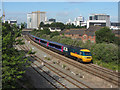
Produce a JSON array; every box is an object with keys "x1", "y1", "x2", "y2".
[
  {"x1": 74, "y1": 16, "x2": 84, "y2": 26},
  {"x1": 49, "y1": 18, "x2": 56, "y2": 22},
  {"x1": 87, "y1": 14, "x2": 110, "y2": 28},
  {"x1": 66, "y1": 16, "x2": 86, "y2": 27},
  {"x1": 27, "y1": 13, "x2": 32, "y2": 28},
  {"x1": 110, "y1": 22, "x2": 120, "y2": 30},
  {"x1": 66, "y1": 19, "x2": 72, "y2": 25},
  {"x1": 27, "y1": 11, "x2": 46, "y2": 29},
  {"x1": 4, "y1": 20, "x2": 17, "y2": 24},
  {"x1": 44, "y1": 18, "x2": 56, "y2": 24}
]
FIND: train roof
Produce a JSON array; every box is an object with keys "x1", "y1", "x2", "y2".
[
  {"x1": 31, "y1": 34, "x2": 86, "y2": 50},
  {"x1": 49, "y1": 41, "x2": 64, "y2": 46},
  {"x1": 40, "y1": 38, "x2": 50, "y2": 42},
  {"x1": 64, "y1": 45, "x2": 85, "y2": 50},
  {"x1": 31, "y1": 35, "x2": 64, "y2": 46}
]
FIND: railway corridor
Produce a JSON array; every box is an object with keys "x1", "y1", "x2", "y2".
[{"x1": 16, "y1": 35, "x2": 119, "y2": 88}]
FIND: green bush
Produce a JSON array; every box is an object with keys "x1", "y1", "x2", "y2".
[{"x1": 91, "y1": 43, "x2": 119, "y2": 64}]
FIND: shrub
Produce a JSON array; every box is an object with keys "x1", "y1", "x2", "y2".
[{"x1": 91, "y1": 43, "x2": 119, "y2": 64}]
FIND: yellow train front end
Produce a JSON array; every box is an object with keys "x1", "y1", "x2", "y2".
[
  {"x1": 70, "y1": 49, "x2": 92, "y2": 63},
  {"x1": 80, "y1": 49, "x2": 92, "y2": 62}
]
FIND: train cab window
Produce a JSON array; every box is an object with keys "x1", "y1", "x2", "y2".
[
  {"x1": 84, "y1": 52, "x2": 92, "y2": 56},
  {"x1": 80, "y1": 51, "x2": 83, "y2": 55}
]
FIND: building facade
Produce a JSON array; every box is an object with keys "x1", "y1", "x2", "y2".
[
  {"x1": 74, "y1": 16, "x2": 85, "y2": 26},
  {"x1": 49, "y1": 18, "x2": 56, "y2": 22},
  {"x1": 60, "y1": 26, "x2": 102, "y2": 43},
  {"x1": 66, "y1": 16, "x2": 86, "y2": 27},
  {"x1": 87, "y1": 14, "x2": 110, "y2": 28},
  {"x1": 4, "y1": 20, "x2": 17, "y2": 25},
  {"x1": 27, "y1": 13, "x2": 32, "y2": 28},
  {"x1": 27, "y1": 11, "x2": 46, "y2": 29},
  {"x1": 110, "y1": 22, "x2": 120, "y2": 30}
]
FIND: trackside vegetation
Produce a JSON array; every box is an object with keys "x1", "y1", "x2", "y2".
[
  {"x1": 30, "y1": 27, "x2": 120, "y2": 71},
  {"x1": 2, "y1": 22, "x2": 31, "y2": 88}
]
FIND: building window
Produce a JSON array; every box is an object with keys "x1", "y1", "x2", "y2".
[{"x1": 89, "y1": 16, "x2": 92, "y2": 20}]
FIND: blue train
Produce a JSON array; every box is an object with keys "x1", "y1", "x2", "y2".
[{"x1": 29, "y1": 34, "x2": 93, "y2": 63}]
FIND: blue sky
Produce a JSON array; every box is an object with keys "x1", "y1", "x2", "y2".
[{"x1": 3, "y1": 2, "x2": 118, "y2": 24}]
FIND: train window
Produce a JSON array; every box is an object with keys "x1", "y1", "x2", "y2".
[
  {"x1": 80, "y1": 51, "x2": 83, "y2": 55},
  {"x1": 63, "y1": 47, "x2": 68, "y2": 51},
  {"x1": 41, "y1": 40, "x2": 47, "y2": 44},
  {"x1": 35, "y1": 38, "x2": 39, "y2": 41},
  {"x1": 49, "y1": 43, "x2": 61, "y2": 49}
]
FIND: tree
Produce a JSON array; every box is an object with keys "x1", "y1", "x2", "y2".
[
  {"x1": 50, "y1": 22, "x2": 65, "y2": 30},
  {"x1": 50, "y1": 31, "x2": 59, "y2": 38},
  {"x1": 95, "y1": 27, "x2": 116, "y2": 44},
  {"x1": 21, "y1": 22, "x2": 26, "y2": 29},
  {"x1": 2, "y1": 22, "x2": 30, "y2": 88},
  {"x1": 39, "y1": 22, "x2": 44, "y2": 29}
]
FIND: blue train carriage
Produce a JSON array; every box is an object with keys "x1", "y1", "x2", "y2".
[
  {"x1": 48, "y1": 41, "x2": 64, "y2": 53},
  {"x1": 32, "y1": 35, "x2": 49, "y2": 47}
]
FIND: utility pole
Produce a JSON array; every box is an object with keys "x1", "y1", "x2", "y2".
[{"x1": 2, "y1": 0, "x2": 5, "y2": 23}]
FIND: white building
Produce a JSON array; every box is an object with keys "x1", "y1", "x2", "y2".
[
  {"x1": 44, "y1": 18, "x2": 56, "y2": 25},
  {"x1": 110, "y1": 22, "x2": 120, "y2": 30},
  {"x1": 27, "y1": 11, "x2": 46, "y2": 29},
  {"x1": 87, "y1": 20, "x2": 106, "y2": 28},
  {"x1": 41, "y1": 27, "x2": 61, "y2": 32},
  {"x1": 76, "y1": 16, "x2": 84, "y2": 22},
  {"x1": 27, "y1": 13, "x2": 32, "y2": 28},
  {"x1": 4, "y1": 20, "x2": 17, "y2": 25},
  {"x1": 66, "y1": 16, "x2": 86, "y2": 27},
  {"x1": 66, "y1": 19, "x2": 72, "y2": 25},
  {"x1": 49, "y1": 27, "x2": 61, "y2": 32},
  {"x1": 87, "y1": 14, "x2": 110, "y2": 28},
  {"x1": 44, "y1": 21, "x2": 53, "y2": 24}
]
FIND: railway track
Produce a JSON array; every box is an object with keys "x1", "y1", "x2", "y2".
[
  {"x1": 24, "y1": 35, "x2": 119, "y2": 87},
  {"x1": 86, "y1": 64, "x2": 119, "y2": 78},
  {"x1": 19, "y1": 44, "x2": 93, "y2": 89},
  {"x1": 18, "y1": 45, "x2": 65, "y2": 89}
]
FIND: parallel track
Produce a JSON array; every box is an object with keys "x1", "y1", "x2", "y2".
[
  {"x1": 86, "y1": 64, "x2": 119, "y2": 78},
  {"x1": 19, "y1": 45, "x2": 68, "y2": 89},
  {"x1": 25, "y1": 35, "x2": 119, "y2": 87}
]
